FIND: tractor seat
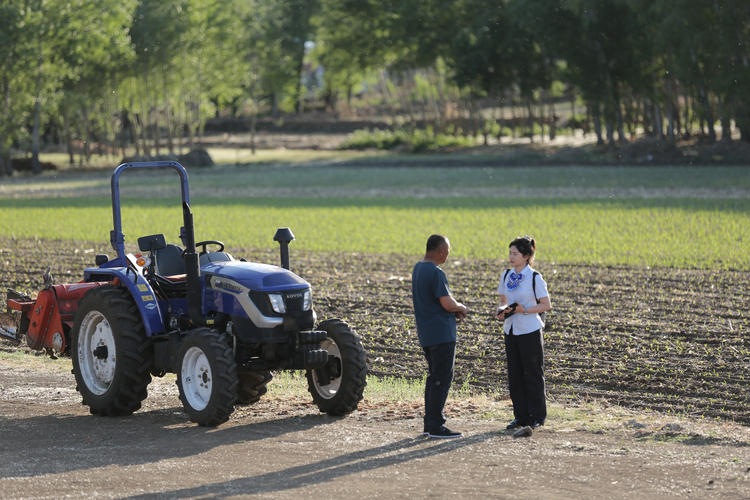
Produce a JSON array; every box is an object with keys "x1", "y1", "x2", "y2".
[{"x1": 153, "y1": 244, "x2": 186, "y2": 277}]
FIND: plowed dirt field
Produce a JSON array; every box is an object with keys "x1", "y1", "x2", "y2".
[{"x1": 2, "y1": 237, "x2": 748, "y2": 423}]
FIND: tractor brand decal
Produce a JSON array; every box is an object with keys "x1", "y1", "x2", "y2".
[
  {"x1": 141, "y1": 294, "x2": 154, "y2": 301},
  {"x1": 214, "y1": 280, "x2": 243, "y2": 293},
  {"x1": 145, "y1": 303, "x2": 157, "y2": 310},
  {"x1": 137, "y1": 284, "x2": 149, "y2": 292},
  {"x1": 287, "y1": 292, "x2": 304, "y2": 299}
]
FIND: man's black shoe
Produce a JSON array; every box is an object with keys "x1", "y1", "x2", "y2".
[
  {"x1": 506, "y1": 419, "x2": 524, "y2": 430},
  {"x1": 428, "y1": 427, "x2": 463, "y2": 439},
  {"x1": 529, "y1": 420, "x2": 544, "y2": 429}
]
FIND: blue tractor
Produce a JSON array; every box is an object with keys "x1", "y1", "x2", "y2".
[{"x1": 8, "y1": 162, "x2": 367, "y2": 426}]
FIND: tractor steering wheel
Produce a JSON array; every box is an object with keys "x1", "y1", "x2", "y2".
[{"x1": 182, "y1": 240, "x2": 225, "y2": 257}]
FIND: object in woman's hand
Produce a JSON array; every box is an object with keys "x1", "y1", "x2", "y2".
[{"x1": 497, "y1": 302, "x2": 518, "y2": 318}]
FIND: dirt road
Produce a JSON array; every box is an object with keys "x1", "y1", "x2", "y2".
[
  {"x1": 1, "y1": 361, "x2": 750, "y2": 500},
  {"x1": 2, "y1": 239, "x2": 750, "y2": 498}
]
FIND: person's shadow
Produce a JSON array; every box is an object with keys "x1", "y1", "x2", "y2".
[
  {"x1": 118, "y1": 432, "x2": 498, "y2": 499},
  {"x1": 0, "y1": 406, "x2": 338, "y2": 478}
]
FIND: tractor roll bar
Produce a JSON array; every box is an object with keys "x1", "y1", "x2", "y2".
[{"x1": 110, "y1": 161, "x2": 191, "y2": 260}]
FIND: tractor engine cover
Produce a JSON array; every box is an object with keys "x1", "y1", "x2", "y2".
[{"x1": 201, "y1": 261, "x2": 315, "y2": 342}]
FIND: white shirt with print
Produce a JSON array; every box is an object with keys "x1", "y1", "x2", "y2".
[{"x1": 497, "y1": 264, "x2": 548, "y2": 335}]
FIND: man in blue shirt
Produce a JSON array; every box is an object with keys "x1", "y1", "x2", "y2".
[{"x1": 412, "y1": 234, "x2": 468, "y2": 439}]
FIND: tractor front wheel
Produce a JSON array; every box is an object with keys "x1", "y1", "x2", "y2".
[
  {"x1": 306, "y1": 319, "x2": 367, "y2": 416},
  {"x1": 176, "y1": 328, "x2": 238, "y2": 426},
  {"x1": 71, "y1": 285, "x2": 153, "y2": 416}
]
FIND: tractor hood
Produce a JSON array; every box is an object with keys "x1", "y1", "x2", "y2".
[{"x1": 201, "y1": 261, "x2": 309, "y2": 293}]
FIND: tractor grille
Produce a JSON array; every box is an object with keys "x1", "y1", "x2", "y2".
[
  {"x1": 248, "y1": 289, "x2": 310, "y2": 315},
  {"x1": 282, "y1": 290, "x2": 306, "y2": 312}
]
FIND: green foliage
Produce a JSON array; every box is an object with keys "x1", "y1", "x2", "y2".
[{"x1": 339, "y1": 127, "x2": 475, "y2": 152}]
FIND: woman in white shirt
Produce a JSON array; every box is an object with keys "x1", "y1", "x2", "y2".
[{"x1": 496, "y1": 236, "x2": 552, "y2": 430}]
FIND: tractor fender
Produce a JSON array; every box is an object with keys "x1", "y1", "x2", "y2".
[{"x1": 82, "y1": 267, "x2": 166, "y2": 336}]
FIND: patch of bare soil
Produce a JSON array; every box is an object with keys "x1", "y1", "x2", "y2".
[
  {"x1": 1, "y1": 238, "x2": 750, "y2": 498},
  {"x1": 2, "y1": 354, "x2": 750, "y2": 498}
]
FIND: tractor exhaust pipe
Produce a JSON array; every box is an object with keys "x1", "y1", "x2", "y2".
[
  {"x1": 273, "y1": 228, "x2": 295, "y2": 271},
  {"x1": 183, "y1": 202, "x2": 211, "y2": 326}
]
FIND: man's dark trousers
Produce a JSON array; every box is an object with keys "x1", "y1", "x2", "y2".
[
  {"x1": 423, "y1": 340, "x2": 456, "y2": 432},
  {"x1": 504, "y1": 329, "x2": 546, "y2": 424}
]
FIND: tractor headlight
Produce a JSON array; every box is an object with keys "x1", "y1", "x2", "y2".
[
  {"x1": 268, "y1": 293, "x2": 286, "y2": 314},
  {"x1": 302, "y1": 289, "x2": 312, "y2": 311}
]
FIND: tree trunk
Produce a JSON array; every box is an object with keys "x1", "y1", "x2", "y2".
[
  {"x1": 187, "y1": 101, "x2": 195, "y2": 152},
  {"x1": 432, "y1": 68, "x2": 447, "y2": 127},
  {"x1": 539, "y1": 90, "x2": 545, "y2": 142},
  {"x1": 616, "y1": 100, "x2": 628, "y2": 145},
  {"x1": 569, "y1": 86, "x2": 576, "y2": 126},
  {"x1": 698, "y1": 86, "x2": 716, "y2": 143},
  {"x1": 683, "y1": 91, "x2": 691, "y2": 139},
  {"x1": 653, "y1": 101, "x2": 664, "y2": 141},
  {"x1": 251, "y1": 84, "x2": 258, "y2": 155},
  {"x1": 526, "y1": 98, "x2": 535, "y2": 143},
  {"x1": 113, "y1": 74, "x2": 123, "y2": 158},
  {"x1": 146, "y1": 68, "x2": 160, "y2": 155},
  {"x1": 666, "y1": 79, "x2": 676, "y2": 145},
  {"x1": 164, "y1": 76, "x2": 174, "y2": 154},
  {"x1": 0, "y1": 76, "x2": 11, "y2": 176},
  {"x1": 81, "y1": 105, "x2": 92, "y2": 163},
  {"x1": 31, "y1": 64, "x2": 43, "y2": 175},
  {"x1": 139, "y1": 90, "x2": 150, "y2": 156},
  {"x1": 294, "y1": 44, "x2": 305, "y2": 114},
  {"x1": 271, "y1": 93, "x2": 278, "y2": 119},
  {"x1": 549, "y1": 94, "x2": 556, "y2": 141},
  {"x1": 593, "y1": 102, "x2": 604, "y2": 145},
  {"x1": 718, "y1": 96, "x2": 732, "y2": 141},
  {"x1": 63, "y1": 112, "x2": 75, "y2": 164}
]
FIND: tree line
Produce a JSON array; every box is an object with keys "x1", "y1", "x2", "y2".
[{"x1": 1, "y1": 0, "x2": 748, "y2": 174}]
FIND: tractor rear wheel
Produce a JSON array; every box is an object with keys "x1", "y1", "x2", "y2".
[
  {"x1": 176, "y1": 328, "x2": 238, "y2": 426},
  {"x1": 71, "y1": 285, "x2": 153, "y2": 416},
  {"x1": 306, "y1": 319, "x2": 367, "y2": 416},
  {"x1": 236, "y1": 370, "x2": 273, "y2": 405}
]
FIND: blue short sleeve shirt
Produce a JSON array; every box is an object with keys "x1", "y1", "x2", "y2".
[{"x1": 412, "y1": 261, "x2": 457, "y2": 347}]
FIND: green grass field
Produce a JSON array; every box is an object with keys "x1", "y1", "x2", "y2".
[
  {"x1": 1, "y1": 162, "x2": 748, "y2": 270},
  {"x1": 10, "y1": 161, "x2": 750, "y2": 190}
]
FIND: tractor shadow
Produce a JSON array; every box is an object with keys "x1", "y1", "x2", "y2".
[
  {"x1": 119, "y1": 432, "x2": 498, "y2": 500},
  {"x1": 0, "y1": 406, "x2": 337, "y2": 478}
]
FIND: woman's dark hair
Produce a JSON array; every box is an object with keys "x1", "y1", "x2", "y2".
[{"x1": 510, "y1": 235, "x2": 536, "y2": 266}]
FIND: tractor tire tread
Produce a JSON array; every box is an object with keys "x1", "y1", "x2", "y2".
[
  {"x1": 236, "y1": 371, "x2": 273, "y2": 405},
  {"x1": 306, "y1": 319, "x2": 367, "y2": 416},
  {"x1": 176, "y1": 328, "x2": 238, "y2": 426},
  {"x1": 71, "y1": 285, "x2": 153, "y2": 417}
]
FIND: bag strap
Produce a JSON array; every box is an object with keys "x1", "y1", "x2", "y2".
[{"x1": 505, "y1": 269, "x2": 541, "y2": 305}]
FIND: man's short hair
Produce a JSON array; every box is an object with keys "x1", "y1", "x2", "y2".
[{"x1": 426, "y1": 234, "x2": 448, "y2": 253}]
